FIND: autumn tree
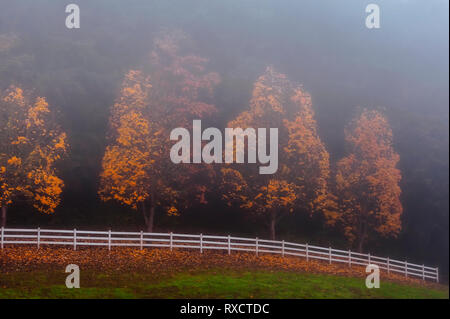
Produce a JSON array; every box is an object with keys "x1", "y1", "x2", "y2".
[
  {"x1": 328, "y1": 109, "x2": 403, "y2": 252},
  {"x1": 0, "y1": 86, "x2": 68, "y2": 227},
  {"x1": 221, "y1": 67, "x2": 332, "y2": 240},
  {"x1": 99, "y1": 31, "x2": 220, "y2": 232}
]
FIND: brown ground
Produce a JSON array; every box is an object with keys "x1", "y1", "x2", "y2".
[{"x1": 0, "y1": 245, "x2": 444, "y2": 290}]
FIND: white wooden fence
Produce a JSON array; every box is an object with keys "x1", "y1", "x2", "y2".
[{"x1": 0, "y1": 227, "x2": 439, "y2": 283}]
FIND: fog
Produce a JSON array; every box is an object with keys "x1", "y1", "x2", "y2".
[{"x1": 0, "y1": 0, "x2": 448, "y2": 278}]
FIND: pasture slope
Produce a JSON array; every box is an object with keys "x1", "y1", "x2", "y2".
[{"x1": 0, "y1": 247, "x2": 448, "y2": 298}]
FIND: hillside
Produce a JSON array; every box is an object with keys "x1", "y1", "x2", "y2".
[{"x1": 1, "y1": 247, "x2": 447, "y2": 299}]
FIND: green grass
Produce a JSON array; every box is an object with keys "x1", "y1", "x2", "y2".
[{"x1": 0, "y1": 269, "x2": 447, "y2": 299}]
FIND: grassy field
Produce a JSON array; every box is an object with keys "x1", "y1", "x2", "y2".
[
  {"x1": 0, "y1": 269, "x2": 448, "y2": 299},
  {"x1": 1, "y1": 247, "x2": 448, "y2": 299}
]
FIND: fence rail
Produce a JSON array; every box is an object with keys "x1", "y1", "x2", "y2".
[{"x1": 0, "y1": 227, "x2": 439, "y2": 283}]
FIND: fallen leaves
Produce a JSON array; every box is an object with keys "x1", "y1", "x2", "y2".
[{"x1": 0, "y1": 246, "x2": 438, "y2": 289}]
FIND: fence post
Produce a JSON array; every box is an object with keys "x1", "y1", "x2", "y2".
[
  {"x1": 436, "y1": 267, "x2": 439, "y2": 283},
  {"x1": 108, "y1": 229, "x2": 111, "y2": 251},
  {"x1": 387, "y1": 257, "x2": 390, "y2": 275},
  {"x1": 368, "y1": 253, "x2": 371, "y2": 265},
  {"x1": 348, "y1": 249, "x2": 351, "y2": 267},
  {"x1": 73, "y1": 228, "x2": 77, "y2": 251},
  {"x1": 227, "y1": 235, "x2": 231, "y2": 255},
  {"x1": 170, "y1": 232, "x2": 173, "y2": 251},
  {"x1": 282, "y1": 240, "x2": 285, "y2": 257},
  {"x1": 200, "y1": 233, "x2": 203, "y2": 254},
  {"x1": 37, "y1": 227, "x2": 40, "y2": 249},
  {"x1": 140, "y1": 231, "x2": 143, "y2": 250},
  {"x1": 405, "y1": 260, "x2": 408, "y2": 278},
  {"x1": 329, "y1": 247, "x2": 332, "y2": 264},
  {"x1": 256, "y1": 237, "x2": 259, "y2": 257},
  {"x1": 1, "y1": 227, "x2": 3, "y2": 249},
  {"x1": 306, "y1": 243, "x2": 309, "y2": 262},
  {"x1": 422, "y1": 264, "x2": 425, "y2": 281}
]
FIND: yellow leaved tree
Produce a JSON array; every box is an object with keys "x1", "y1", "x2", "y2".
[
  {"x1": 328, "y1": 109, "x2": 403, "y2": 252},
  {"x1": 99, "y1": 31, "x2": 220, "y2": 232},
  {"x1": 0, "y1": 86, "x2": 68, "y2": 226},
  {"x1": 221, "y1": 67, "x2": 333, "y2": 239}
]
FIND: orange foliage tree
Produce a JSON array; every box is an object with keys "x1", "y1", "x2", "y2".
[
  {"x1": 0, "y1": 86, "x2": 68, "y2": 227},
  {"x1": 221, "y1": 67, "x2": 332, "y2": 240},
  {"x1": 328, "y1": 109, "x2": 403, "y2": 252},
  {"x1": 99, "y1": 31, "x2": 220, "y2": 232}
]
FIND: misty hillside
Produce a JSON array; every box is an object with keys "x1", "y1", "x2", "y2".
[{"x1": 0, "y1": 0, "x2": 448, "y2": 279}]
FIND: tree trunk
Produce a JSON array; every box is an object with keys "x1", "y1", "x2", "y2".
[
  {"x1": 269, "y1": 212, "x2": 276, "y2": 240},
  {"x1": 147, "y1": 205, "x2": 155, "y2": 233},
  {"x1": 142, "y1": 190, "x2": 156, "y2": 233},
  {"x1": 357, "y1": 222, "x2": 368, "y2": 253},
  {"x1": 357, "y1": 236, "x2": 365, "y2": 253},
  {"x1": 142, "y1": 201, "x2": 148, "y2": 227},
  {"x1": 1, "y1": 206, "x2": 6, "y2": 228}
]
